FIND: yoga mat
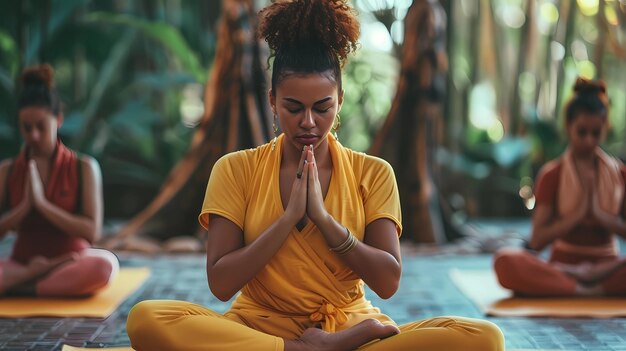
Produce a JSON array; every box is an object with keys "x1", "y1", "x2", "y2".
[
  {"x1": 450, "y1": 269, "x2": 626, "y2": 317},
  {"x1": 0, "y1": 267, "x2": 150, "y2": 318},
  {"x1": 62, "y1": 348, "x2": 541, "y2": 351},
  {"x1": 62, "y1": 347, "x2": 133, "y2": 351}
]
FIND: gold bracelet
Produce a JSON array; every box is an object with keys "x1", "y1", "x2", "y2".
[
  {"x1": 329, "y1": 227, "x2": 352, "y2": 252},
  {"x1": 336, "y1": 234, "x2": 358, "y2": 255},
  {"x1": 330, "y1": 227, "x2": 358, "y2": 255}
]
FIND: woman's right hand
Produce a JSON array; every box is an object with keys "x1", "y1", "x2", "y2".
[
  {"x1": 577, "y1": 173, "x2": 596, "y2": 226},
  {"x1": 283, "y1": 146, "x2": 309, "y2": 226},
  {"x1": 18, "y1": 171, "x2": 32, "y2": 213}
]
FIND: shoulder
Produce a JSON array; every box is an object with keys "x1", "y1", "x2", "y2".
[
  {"x1": 78, "y1": 154, "x2": 102, "y2": 178},
  {"x1": 0, "y1": 159, "x2": 13, "y2": 185},
  {"x1": 215, "y1": 147, "x2": 259, "y2": 170},
  {"x1": 619, "y1": 160, "x2": 626, "y2": 182},
  {"x1": 536, "y1": 158, "x2": 562, "y2": 183},
  {"x1": 346, "y1": 149, "x2": 396, "y2": 183},
  {"x1": 213, "y1": 145, "x2": 268, "y2": 179},
  {"x1": 0, "y1": 159, "x2": 13, "y2": 175}
]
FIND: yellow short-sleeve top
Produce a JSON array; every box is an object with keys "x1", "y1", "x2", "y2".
[{"x1": 198, "y1": 134, "x2": 402, "y2": 332}]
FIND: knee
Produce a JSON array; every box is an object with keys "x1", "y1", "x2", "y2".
[
  {"x1": 80, "y1": 256, "x2": 118, "y2": 292},
  {"x1": 127, "y1": 300, "x2": 175, "y2": 349},
  {"x1": 493, "y1": 250, "x2": 524, "y2": 288},
  {"x1": 475, "y1": 319, "x2": 505, "y2": 351}
]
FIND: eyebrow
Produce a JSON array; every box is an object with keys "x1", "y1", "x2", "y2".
[{"x1": 282, "y1": 97, "x2": 333, "y2": 105}]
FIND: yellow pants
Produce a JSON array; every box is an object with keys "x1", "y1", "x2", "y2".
[{"x1": 127, "y1": 300, "x2": 504, "y2": 351}]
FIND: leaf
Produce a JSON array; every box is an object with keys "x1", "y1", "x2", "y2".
[
  {"x1": 25, "y1": 0, "x2": 90, "y2": 64},
  {"x1": 83, "y1": 12, "x2": 205, "y2": 82},
  {"x1": 0, "y1": 30, "x2": 18, "y2": 75}
]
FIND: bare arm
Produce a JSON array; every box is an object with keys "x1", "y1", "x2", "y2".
[
  {"x1": 304, "y1": 148, "x2": 400, "y2": 299},
  {"x1": 529, "y1": 198, "x2": 587, "y2": 250},
  {"x1": 0, "y1": 160, "x2": 32, "y2": 238},
  {"x1": 32, "y1": 157, "x2": 103, "y2": 243},
  {"x1": 206, "y1": 149, "x2": 309, "y2": 301},
  {"x1": 205, "y1": 214, "x2": 300, "y2": 301},
  {"x1": 591, "y1": 188, "x2": 626, "y2": 239},
  {"x1": 317, "y1": 216, "x2": 401, "y2": 299}
]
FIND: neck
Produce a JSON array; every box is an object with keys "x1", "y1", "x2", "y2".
[{"x1": 28, "y1": 142, "x2": 57, "y2": 160}]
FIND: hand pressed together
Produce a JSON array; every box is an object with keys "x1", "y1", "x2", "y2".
[
  {"x1": 28, "y1": 160, "x2": 48, "y2": 209},
  {"x1": 283, "y1": 145, "x2": 331, "y2": 229}
]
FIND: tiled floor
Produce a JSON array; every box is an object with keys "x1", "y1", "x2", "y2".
[{"x1": 1, "y1": 221, "x2": 626, "y2": 350}]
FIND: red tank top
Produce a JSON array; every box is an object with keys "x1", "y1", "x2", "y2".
[{"x1": 7, "y1": 141, "x2": 89, "y2": 264}]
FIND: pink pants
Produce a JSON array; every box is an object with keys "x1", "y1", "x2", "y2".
[
  {"x1": 493, "y1": 249, "x2": 626, "y2": 296},
  {"x1": 0, "y1": 248, "x2": 119, "y2": 297}
]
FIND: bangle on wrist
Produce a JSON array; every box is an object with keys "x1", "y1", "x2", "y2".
[{"x1": 329, "y1": 227, "x2": 358, "y2": 255}]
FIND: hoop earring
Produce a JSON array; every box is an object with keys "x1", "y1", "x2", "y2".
[
  {"x1": 332, "y1": 114, "x2": 341, "y2": 141},
  {"x1": 271, "y1": 113, "x2": 279, "y2": 150}
]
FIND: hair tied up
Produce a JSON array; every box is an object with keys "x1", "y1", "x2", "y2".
[
  {"x1": 21, "y1": 64, "x2": 55, "y2": 90},
  {"x1": 573, "y1": 77, "x2": 606, "y2": 96}
]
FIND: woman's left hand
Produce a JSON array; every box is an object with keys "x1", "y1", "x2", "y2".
[
  {"x1": 306, "y1": 145, "x2": 329, "y2": 225},
  {"x1": 28, "y1": 160, "x2": 47, "y2": 208}
]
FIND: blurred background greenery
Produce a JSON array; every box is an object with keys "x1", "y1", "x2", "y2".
[{"x1": 0, "y1": 0, "x2": 625, "y2": 223}]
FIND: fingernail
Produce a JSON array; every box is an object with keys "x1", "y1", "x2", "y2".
[
  {"x1": 303, "y1": 145, "x2": 307, "y2": 151},
  {"x1": 309, "y1": 144, "x2": 313, "y2": 150}
]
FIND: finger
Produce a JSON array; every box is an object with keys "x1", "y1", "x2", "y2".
[
  {"x1": 306, "y1": 150, "x2": 315, "y2": 186},
  {"x1": 302, "y1": 159, "x2": 309, "y2": 182},
  {"x1": 296, "y1": 146, "x2": 307, "y2": 179}
]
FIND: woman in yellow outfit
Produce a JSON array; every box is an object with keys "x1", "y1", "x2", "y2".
[{"x1": 127, "y1": 1, "x2": 505, "y2": 350}]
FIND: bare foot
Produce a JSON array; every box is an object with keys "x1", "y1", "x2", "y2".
[
  {"x1": 285, "y1": 319, "x2": 400, "y2": 351},
  {"x1": 1, "y1": 253, "x2": 77, "y2": 294}
]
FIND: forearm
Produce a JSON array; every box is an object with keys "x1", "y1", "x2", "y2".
[
  {"x1": 597, "y1": 211, "x2": 626, "y2": 238},
  {"x1": 317, "y1": 216, "x2": 401, "y2": 299},
  {"x1": 36, "y1": 199, "x2": 97, "y2": 242},
  {"x1": 207, "y1": 215, "x2": 296, "y2": 301},
  {"x1": 530, "y1": 212, "x2": 584, "y2": 250},
  {"x1": 0, "y1": 204, "x2": 30, "y2": 236}
]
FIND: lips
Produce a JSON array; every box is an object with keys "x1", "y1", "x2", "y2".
[{"x1": 295, "y1": 135, "x2": 319, "y2": 144}]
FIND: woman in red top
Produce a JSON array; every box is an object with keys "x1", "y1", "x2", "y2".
[
  {"x1": 494, "y1": 78, "x2": 626, "y2": 296},
  {"x1": 0, "y1": 64, "x2": 118, "y2": 297}
]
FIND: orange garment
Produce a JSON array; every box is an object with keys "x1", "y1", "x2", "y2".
[
  {"x1": 199, "y1": 133, "x2": 402, "y2": 336},
  {"x1": 494, "y1": 149, "x2": 626, "y2": 296},
  {"x1": 1, "y1": 141, "x2": 118, "y2": 296},
  {"x1": 7, "y1": 141, "x2": 88, "y2": 264},
  {"x1": 128, "y1": 134, "x2": 505, "y2": 350}
]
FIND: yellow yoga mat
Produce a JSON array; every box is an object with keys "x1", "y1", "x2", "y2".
[
  {"x1": 450, "y1": 269, "x2": 626, "y2": 317},
  {"x1": 62, "y1": 347, "x2": 133, "y2": 351},
  {"x1": 0, "y1": 267, "x2": 150, "y2": 318},
  {"x1": 61, "y1": 346, "x2": 546, "y2": 351}
]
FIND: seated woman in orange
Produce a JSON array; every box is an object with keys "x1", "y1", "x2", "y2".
[
  {"x1": 0, "y1": 64, "x2": 119, "y2": 297},
  {"x1": 494, "y1": 78, "x2": 626, "y2": 296},
  {"x1": 126, "y1": 1, "x2": 504, "y2": 350}
]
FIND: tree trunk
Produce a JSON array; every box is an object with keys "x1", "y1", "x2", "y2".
[
  {"x1": 107, "y1": 0, "x2": 270, "y2": 247},
  {"x1": 369, "y1": 0, "x2": 447, "y2": 243}
]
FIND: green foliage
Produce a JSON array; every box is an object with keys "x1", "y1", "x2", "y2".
[{"x1": 0, "y1": 0, "x2": 216, "y2": 217}]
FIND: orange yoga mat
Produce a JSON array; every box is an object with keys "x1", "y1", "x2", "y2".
[
  {"x1": 0, "y1": 267, "x2": 150, "y2": 318},
  {"x1": 450, "y1": 269, "x2": 626, "y2": 317}
]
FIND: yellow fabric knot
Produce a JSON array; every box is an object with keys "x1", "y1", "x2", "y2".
[{"x1": 309, "y1": 301, "x2": 348, "y2": 332}]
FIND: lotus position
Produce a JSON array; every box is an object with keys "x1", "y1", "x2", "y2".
[
  {"x1": 127, "y1": 1, "x2": 504, "y2": 350},
  {"x1": 0, "y1": 64, "x2": 119, "y2": 297},
  {"x1": 495, "y1": 78, "x2": 626, "y2": 296}
]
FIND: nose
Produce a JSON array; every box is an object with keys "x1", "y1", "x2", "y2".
[
  {"x1": 27, "y1": 129, "x2": 40, "y2": 142},
  {"x1": 300, "y1": 109, "x2": 315, "y2": 129}
]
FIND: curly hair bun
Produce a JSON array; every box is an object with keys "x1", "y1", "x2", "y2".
[
  {"x1": 258, "y1": 0, "x2": 360, "y2": 63},
  {"x1": 573, "y1": 77, "x2": 606, "y2": 96},
  {"x1": 21, "y1": 64, "x2": 55, "y2": 90}
]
